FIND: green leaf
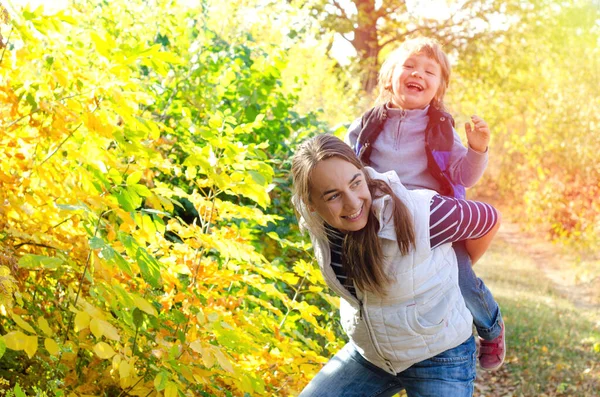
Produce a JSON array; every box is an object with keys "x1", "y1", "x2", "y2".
[
  {"x1": 208, "y1": 112, "x2": 223, "y2": 129},
  {"x1": 56, "y1": 203, "x2": 88, "y2": 211},
  {"x1": 110, "y1": 250, "x2": 134, "y2": 276},
  {"x1": 18, "y1": 254, "x2": 63, "y2": 269},
  {"x1": 118, "y1": 233, "x2": 137, "y2": 256},
  {"x1": 152, "y1": 50, "x2": 183, "y2": 64},
  {"x1": 135, "y1": 248, "x2": 162, "y2": 288},
  {"x1": 141, "y1": 208, "x2": 170, "y2": 217},
  {"x1": 132, "y1": 308, "x2": 144, "y2": 328},
  {"x1": 126, "y1": 171, "x2": 143, "y2": 186},
  {"x1": 129, "y1": 184, "x2": 151, "y2": 197},
  {"x1": 248, "y1": 170, "x2": 266, "y2": 186},
  {"x1": 89, "y1": 237, "x2": 105, "y2": 249},
  {"x1": 100, "y1": 245, "x2": 115, "y2": 261},
  {"x1": 14, "y1": 383, "x2": 26, "y2": 397},
  {"x1": 0, "y1": 336, "x2": 6, "y2": 360},
  {"x1": 108, "y1": 168, "x2": 123, "y2": 185},
  {"x1": 26, "y1": 92, "x2": 38, "y2": 111},
  {"x1": 170, "y1": 310, "x2": 187, "y2": 325},
  {"x1": 115, "y1": 188, "x2": 139, "y2": 212},
  {"x1": 154, "y1": 370, "x2": 168, "y2": 392}
]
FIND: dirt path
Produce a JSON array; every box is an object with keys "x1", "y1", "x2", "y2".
[{"x1": 495, "y1": 221, "x2": 600, "y2": 310}]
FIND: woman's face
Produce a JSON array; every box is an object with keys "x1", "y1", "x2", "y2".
[{"x1": 308, "y1": 157, "x2": 372, "y2": 232}]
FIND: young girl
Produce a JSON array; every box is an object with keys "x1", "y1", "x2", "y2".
[
  {"x1": 291, "y1": 134, "x2": 500, "y2": 396},
  {"x1": 346, "y1": 37, "x2": 505, "y2": 371}
]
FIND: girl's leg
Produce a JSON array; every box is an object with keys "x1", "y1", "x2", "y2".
[
  {"x1": 299, "y1": 343, "x2": 404, "y2": 397},
  {"x1": 453, "y1": 241, "x2": 503, "y2": 340},
  {"x1": 399, "y1": 336, "x2": 477, "y2": 397}
]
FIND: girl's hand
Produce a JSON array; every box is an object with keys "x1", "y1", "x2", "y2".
[{"x1": 465, "y1": 115, "x2": 490, "y2": 153}]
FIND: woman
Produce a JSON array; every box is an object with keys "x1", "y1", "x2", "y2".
[{"x1": 291, "y1": 134, "x2": 500, "y2": 396}]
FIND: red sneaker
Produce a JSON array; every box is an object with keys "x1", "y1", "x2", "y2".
[{"x1": 478, "y1": 323, "x2": 506, "y2": 371}]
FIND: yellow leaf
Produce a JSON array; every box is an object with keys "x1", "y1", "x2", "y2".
[
  {"x1": 74, "y1": 311, "x2": 91, "y2": 332},
  {"x1": 44, "y1": 338, "x2": 60, "y2": 356},
  {"x1": 4, "y1": 331, "x2": 27, "y2": 350},
  {"x1": 240, "y1": 374, "x2": 254, "y2": 394},
  {"x1": 119, "y1": 359, "x2": 132, "y2": 379},
  {"x1": 201, "y1": 348, "x2": 215, "y2": 369},
  {"x1": 37, "y1": 317, "x2": 53, "y2": 336},
  {"x1": 90, "y1": 318, "x2": 103, "y2": 339},
  {"x1": 11, "y1": 314, "x2": 36, "y2": 334},
  {"x1": 173, "y1": 263, "x2": 191, "y2": 275},
  {"x1": 97, "y1": 319, "x2": 120, "y2": 342},
  {"x1": 189, "y1": 340, "x2": 203, "y2": 354},
  {"x1": 90, "y1": 32, "x2": 114, "y2": 58},
  {"x1": 212, "y1": 347, "x2": 234, "y2": 373},
  {"x1": 133, "y1": 295, "x2": 158, "y2": 317},
  {"x1": 196, "y1": 309, "x2": 205, "y2": 325},
  {"x1": 23, "y1": 334, "x2": 38, "y2": 358},
  {"x1": 94, "y1": 342, "x2": 116, "y2": 359},
  {"x1": 164, "y1": 382, "x2": 178, "y2": 397},
  {"x1": 53, "y1": 70, "x2": 68, "y2": 88},
  {"x1": 112, "y1": 353, "x2": 122, "y2": 372}
]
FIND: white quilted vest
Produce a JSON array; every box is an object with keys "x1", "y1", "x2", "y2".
[{"x1": 310, "y1": 168, "x2": 473, "y2": 375}]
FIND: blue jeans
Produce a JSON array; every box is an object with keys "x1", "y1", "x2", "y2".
[
  {"x1": 299, "y1": 337, "x2": 477, "y2": 397},
  {"x1": 453, "y1": 241, "x2": 503, "y2": 340}
]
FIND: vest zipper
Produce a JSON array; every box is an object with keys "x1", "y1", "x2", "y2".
[
  {"x1": 395, "y1": 110, "x2": 406, "y2": 150},
  {"x1": 359, "y1": 298, "x2": 396, "y2": 373}
]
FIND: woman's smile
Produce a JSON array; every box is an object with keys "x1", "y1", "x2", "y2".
[{"x1": 343, "y1": 204, "x2": 364, "y2": 221}]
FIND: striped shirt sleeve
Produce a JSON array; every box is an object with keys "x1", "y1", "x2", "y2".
[{"x1": 429, "y1": 195, "x2": 498, "y2": 250}]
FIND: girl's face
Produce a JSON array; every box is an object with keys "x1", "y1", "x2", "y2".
[
  {"x1": 390, "y1": 52, "x2": 442, "y2": 110},
  {"x1": 308, "y1": 157, "x2": 372, "y2": 233}
]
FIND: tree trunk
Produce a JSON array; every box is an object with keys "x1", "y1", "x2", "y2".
[{"x1": 351, "y1": 0, "x2": 380, "y2": 94}]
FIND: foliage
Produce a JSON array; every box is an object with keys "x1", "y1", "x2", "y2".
[
  {"x1": 1, "y1": 0, "x2": 599, "y2": 395},
  {"x1": 450, "y1": 0, "x2": 600, "y2": 253},
  {"x1": 302, "y1": 0, "x2": 509, "y2": 92},
  {"x1": 0, "y1": 0, "x2": 343, "y2": 395}
]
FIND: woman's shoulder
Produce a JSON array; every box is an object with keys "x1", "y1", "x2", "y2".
[{"x1": 365, "y1": 167, "x2": 400, "y2": 185}]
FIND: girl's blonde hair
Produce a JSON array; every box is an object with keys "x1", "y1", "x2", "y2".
[
  {"x1": 291, "y1": 134, "x2": 415, "y2": 293},
  {"x1": 375, "y1": 37, "x2": 451, "y2": 111}
]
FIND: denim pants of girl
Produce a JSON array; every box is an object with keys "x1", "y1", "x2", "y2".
[
  {"x1": 299, "y1": 336, "x2": 476, "y2": 397},
  {"x1": 453, "y1": 241, "x2": 503, "y2": 340}
]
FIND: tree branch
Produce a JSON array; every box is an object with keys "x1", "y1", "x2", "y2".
[
  {"x1": 62, "y1": 209, "x2": 109, "y2": 344},
  {"x1": 379, "y1": 27, "x2": 420, "y2": 50},
  {"x1": 13, "y1": 242, "x2": 61, "y2": 251},
  {"x1": 0, "y1": 26, "x2": 13, "y2": 65},
  {"x1": 39, "y1": 123, "x2": 82, "y2": 166},
  {"x1": 332, "y1": 0, "x2": 351, "y2": 22}
]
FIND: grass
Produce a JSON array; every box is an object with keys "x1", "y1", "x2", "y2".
[{"x1": 473, "y1": 237, "x2": 600, "y2": 397}]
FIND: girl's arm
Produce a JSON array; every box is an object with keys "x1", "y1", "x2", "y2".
[
  {"x1": 464, "y1": 211, "x2": 501, "y2": 264},
  {"x1": 429, "y1": 195, "x2": 500, "y2": 264},
  {"x1": 447, "y1": 125, "x2": 488, "y2": 188}
]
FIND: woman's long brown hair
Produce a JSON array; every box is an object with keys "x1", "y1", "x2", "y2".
[{"x1": 291, "y1": 134, "x2": 415, "y2": 294}]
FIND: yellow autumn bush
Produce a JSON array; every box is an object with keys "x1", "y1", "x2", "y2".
[{"x1": 0, "y1": 1, "x2": 343, "y2": 395}]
